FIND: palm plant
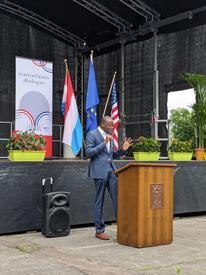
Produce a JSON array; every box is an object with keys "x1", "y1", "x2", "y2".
[{"x1": 182, "y1": 73, "x2": 206, "y2": 149}]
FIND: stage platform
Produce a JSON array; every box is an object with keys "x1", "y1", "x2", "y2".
[{"x1": 0, "y1": 159, "x2": 206, "y2": 234}]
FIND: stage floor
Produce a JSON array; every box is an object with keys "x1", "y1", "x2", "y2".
[{"x1": 0, "y1": 159, "x2": 206, "y2": 234}]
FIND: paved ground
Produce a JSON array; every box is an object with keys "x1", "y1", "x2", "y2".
[{"x1": 0, "y1": 216, "x2": 206, "y2": 274}]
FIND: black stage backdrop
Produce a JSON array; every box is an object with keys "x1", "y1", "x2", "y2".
[
  {"x1": 0, "y1": 12, "x2": 75, "y2": 155},
  {"x1": 92, "y1": 24, "x2": 206, "y2": 139},
  {"x1": 1, "y1": 11, "x2": 206, "y2": 154}
]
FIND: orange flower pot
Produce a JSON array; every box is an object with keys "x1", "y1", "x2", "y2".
[{"x1": 195, "y1": 149, "x2": 205, "y2": 161}]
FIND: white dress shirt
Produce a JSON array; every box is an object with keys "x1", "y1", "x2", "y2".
[{"x1": 98, "y1": 127, "x2": 110, "y2": 152}]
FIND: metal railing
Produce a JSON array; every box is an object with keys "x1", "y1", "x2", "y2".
[
  {"x1": 0, "y1": 121, "x2": 13, "y2": 158},
  {"x1": 156, "y1": 119, "x2": 170, "y2": 159},
  {"x1": 125, "y1": 118, "x2": 169, "y2": 139},
  {"x1": 0, "y1": 119, "x2": 170, "y2": 159},
  {"x1": 125, "y1": 117, "x2": 170, "y2": 159},
  {"x1": 52, "y1": 124, "x2": 64, "y2": 158}
]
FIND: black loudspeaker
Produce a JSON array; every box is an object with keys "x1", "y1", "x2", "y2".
[{"x1": 42, "y1": 191, "x2": 70, "y2": 237}]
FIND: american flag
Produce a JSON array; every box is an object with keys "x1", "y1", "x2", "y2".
[{"x1": 111, "y1": 81, "x2": 120, "y2": 151}]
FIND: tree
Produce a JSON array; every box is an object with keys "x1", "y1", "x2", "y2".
[{"x1": 169, "y1": 108, "x2": 195, "y2": 143}]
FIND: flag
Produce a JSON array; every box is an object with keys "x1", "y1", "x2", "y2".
[
  {"x1": 111, "y1": 81, "x2": 120, "y2": 151},
  {"x1": 62, "y1": 69, "x2": 83, "y2": 155},
  {"x1": 86, "y1": 54, "x2": 99, "y2": 133}
]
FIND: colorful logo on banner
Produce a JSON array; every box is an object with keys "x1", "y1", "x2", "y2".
[
  {"x1": 15, "y1": 57, "x2": 53, "y2": 157},
  {"x1": 32, "y1": 60, "x2": 53, "y2": 73},
  {"x1": 16, "y1": 91, "x2": 52, "y2": 135}
]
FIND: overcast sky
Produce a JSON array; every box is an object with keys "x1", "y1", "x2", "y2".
[{"x1": 167, "y1": 89, "x2": 195, "y2": 117}]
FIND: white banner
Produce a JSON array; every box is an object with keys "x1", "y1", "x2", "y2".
[{"x1": 15, "y1": 57, "x2": 53, "y2": 135}]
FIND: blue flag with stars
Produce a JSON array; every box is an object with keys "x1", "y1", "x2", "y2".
[{"x1": 86, "y1": 54, "x2": 99, "y2": 133}]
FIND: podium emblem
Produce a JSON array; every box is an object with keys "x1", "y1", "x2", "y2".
[{"x1": 151, "y1": 184, "x2": 164, "y2": 209}]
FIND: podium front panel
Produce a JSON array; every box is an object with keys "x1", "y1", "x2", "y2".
[{"x1": 117, "y1": 163, "x2": 174, "y2": 248}]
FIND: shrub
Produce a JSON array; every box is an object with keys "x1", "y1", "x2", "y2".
[
  {"x1": 132, "y1": 136, "x2": 161, "y2": 152},
  {"x1": 168, "y1": 139, "x2": 193, "y2": 152}
]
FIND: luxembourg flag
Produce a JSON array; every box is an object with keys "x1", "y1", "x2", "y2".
[{"x1": 62, "y1": 69, "x2": 83, "y2": 156}]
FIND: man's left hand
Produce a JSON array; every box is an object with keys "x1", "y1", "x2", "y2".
[{"x1": 122, "y1": 137, "x2": 133, "y2": 151}]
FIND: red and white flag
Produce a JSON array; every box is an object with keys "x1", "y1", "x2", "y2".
[
  {"x1": 61, "y1": 69, "x2": 83, "y2": 156},
  {"x1": 111, "y1": 82, "x2": 120, "y2": 151}
]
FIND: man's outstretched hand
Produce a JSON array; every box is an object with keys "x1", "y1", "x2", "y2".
[{"x1": 122, "y1": 137, "x2": 133, "y2": 151}]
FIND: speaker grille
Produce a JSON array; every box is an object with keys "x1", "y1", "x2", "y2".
[{"x1": 49, "y1": 208, "x2": 70, "y2": 234}]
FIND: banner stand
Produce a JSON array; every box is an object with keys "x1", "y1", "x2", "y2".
[{"x1": 15, "y1": 56, "x2": 53, "y2": 158}]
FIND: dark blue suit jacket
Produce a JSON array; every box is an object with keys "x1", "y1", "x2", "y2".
[{"x1": 86, "y1": 129, "x2": 125, "y2": 179}]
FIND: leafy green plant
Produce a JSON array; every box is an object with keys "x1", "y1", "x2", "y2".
[
  {"x1": 182, "y1": 73, "x2": 206, "y2": 149},
  {"x1": 133, "y1": 136, "x2": 161, "y2": 152},
  {"x1": 169, "y1": 139, "x2": 193, "y2": 152},
  {"x1": 6, "y1": 131, "x2": 46, "y2": 151},
  {"x1": 169, "y1": 108, "x2": 195, "y2": 142}
]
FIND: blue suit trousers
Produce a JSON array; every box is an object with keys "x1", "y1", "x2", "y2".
[{"x1": 94, "y1": 171, "x2": 118, "y2": 233}]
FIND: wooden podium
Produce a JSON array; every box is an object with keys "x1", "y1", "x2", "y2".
[{"x1": 115, "y1": 163, "x2": 176, "y2": 248}]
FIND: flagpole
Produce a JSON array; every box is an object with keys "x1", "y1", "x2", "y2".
[
  {"x1": 64, "y1": 59, "x2": 69, "y2": 73},
  {"x1": 102, "y1": 71, "x2": 117, "y2": 118},
  {"x1": 90, "y1": 50, "x2": 93, "y2": 61}
]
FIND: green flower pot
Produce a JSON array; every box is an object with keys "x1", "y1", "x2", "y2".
[
  {"x1": 133, "y1": 152, "x2": 160, "y2": 161},
  {"x1": 9, "y1": 150, "x2": 46, "y2": 161},
  {"x1": 168, "y1": 152, "x2": 192, "y2": 161}
]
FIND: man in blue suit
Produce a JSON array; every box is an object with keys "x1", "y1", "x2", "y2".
[{"x1": 86, "y1": 116, "x2": 133, "y2": 240}]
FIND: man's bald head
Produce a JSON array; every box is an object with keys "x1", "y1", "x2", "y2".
[
  {"x1": 100, "y1": 116, "x2": 113, "y2": 134},
  {"x1": 101, "y1": 116, "x2": 113, "y2": 124}
]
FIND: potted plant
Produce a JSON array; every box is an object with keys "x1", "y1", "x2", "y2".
[
  {"x1": 132, "y1": 136, "x2": 161, "y2": 161},
  {"x1": 182, "y1": 73, "x2": 206, "y2": 160},
  {"x1": 6, "y1": 130, "x2": 46, "y2": 161},
  {"x1": 168, "y1": 139, "x2": 193, "y2": 161},
  {"x1": 169, "y1": 108, "x2": 195, "y2": 144}
]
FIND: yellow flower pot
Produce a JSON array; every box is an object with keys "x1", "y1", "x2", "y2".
[
  {"x1": 133, "y1": 152, "x2": 160, "y2": 161},
  {"x1": 9, "y1": 150, "x2": 46, "y2": 161},
  {"x1": 168, "y1": 152, "x2": 192, "y2": 161}
]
